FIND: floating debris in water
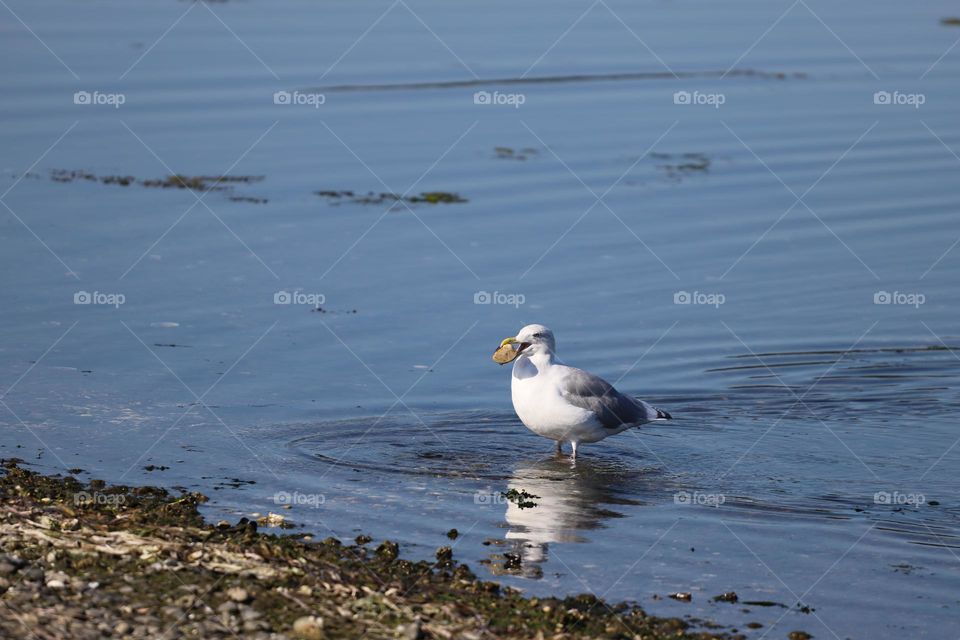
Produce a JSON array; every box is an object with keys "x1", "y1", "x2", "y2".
[
  {"x1": 742, "y1": 600, "x2": 787, "y2": 608},
  {"x1": 651, "y1": 152, "x2": 711, "y2": 179},
  {"x1": 314, "y1": 190, "x2": 467, "y2": 206},
  {"x1": 713, "y1": 591, "x2": 739, "y2": 603},
  {"x1": 303, "y1": 68, "x2": 806, "y2": 95},
  {"x1": 310, "y1": 307, "x2": 357, "y2": 315},
  {"x1": 941, "y1": 17, "x2": 960, "y2": 26},
  {"x1": 494, "y1": 146, "x2": 539, "y2": 161},
  {"x1": 141, "y1": 174, "x2": 262, "y2": 191},
  {"x1": 47, "y1": 170, "x2": 266, "y2": 202}
]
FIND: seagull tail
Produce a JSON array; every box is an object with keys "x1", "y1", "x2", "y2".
[{"x1": 636, "y1": 399, "x2": 671, "y2": 422}]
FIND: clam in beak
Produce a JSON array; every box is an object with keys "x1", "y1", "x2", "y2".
[{"x1": 492, "y1": 337, "x2": 530, "y2": 365}]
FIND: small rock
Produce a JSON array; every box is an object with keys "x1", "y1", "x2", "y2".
[
  {"x1": 713, "y1": 591, "x2": 738, "y2": 603},
  {"x1": 256, "y1": 512, "x2": 287, "y2": 528},
  {"x1": 45, "y1": 578, "x2": 66, "y2": 589},
  {"x1": 503, "y1": 552, "x2": 522, "y2": 570},
  {"x1": 22, "y1": 567, "x2": 44, "y2": 582},
  {"x1": 114, "y1": 622, "x2": 131, "y2": 635},
  {"x1": 788, "y1": 633, "x2": 812, "y2": 640},
  {"x1": 226, "y1": 587, "x2": 249, "y2": 603},
  {"x1": 669, "y1": 592, "x2": 692, "y2": 602},
  {"x1": 376, "y1": 541, "x2": 399, "y2": 561},
  {"x1": 435, "y1": 546, "x2": 453, "y2": 563},
  {"x1": 291, "y1": 615, "x2": 324, "y2": 640},
  {"x1": 446, "y1": 528, "x2": 459, "y2": 539}
]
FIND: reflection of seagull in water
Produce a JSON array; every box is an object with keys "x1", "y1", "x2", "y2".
[
  {"x1": 493, "y1": 324, "x2": 671, "y2": 458},
  {"x1": 501, "y1": 457, "x2": 628, "y2": 574}
]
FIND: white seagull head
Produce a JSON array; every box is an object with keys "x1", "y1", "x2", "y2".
[{"x1": 513, "y1": 323, "x2": 556, "y2": 357}]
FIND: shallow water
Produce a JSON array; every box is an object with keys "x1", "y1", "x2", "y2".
[{"x1": 2, "y1": 0, "x2": 960, "y2": 637}]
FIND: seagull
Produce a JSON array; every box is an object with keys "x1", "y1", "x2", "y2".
[{"x1": 493, "y1": 324, "x2": 671, "y2": 458}]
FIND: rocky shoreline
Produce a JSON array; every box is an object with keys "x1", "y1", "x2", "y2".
[{"x1": 0, "y1": 460, "x2": 746, "y2": 639}]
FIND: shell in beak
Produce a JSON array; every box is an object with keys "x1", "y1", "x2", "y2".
[{"x1": 492, "y1": 337, "x2": 530, "y2": 365}]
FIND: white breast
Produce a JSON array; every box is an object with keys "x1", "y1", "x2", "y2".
[{"x1": 511, "y1": 357, "x2": 600, "y2": 441}]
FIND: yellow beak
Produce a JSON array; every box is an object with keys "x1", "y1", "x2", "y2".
[{"x1": 500, "y1": 337, "x2": 517, "y2": 347}]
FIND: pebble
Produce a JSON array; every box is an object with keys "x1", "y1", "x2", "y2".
[
  {"x1": 226, "y1": 587, "x2": 250, "y2": 603},
  {"x1": 22, "y1": 567, "x2": 44, "y2": 582},
  {"x1": 291, "y1": 615, "x2": 325, "y2": 639}
]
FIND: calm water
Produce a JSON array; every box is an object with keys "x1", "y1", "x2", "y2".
[{"x1": 2, "y1": 1, "x2": 960, "y2": 637}]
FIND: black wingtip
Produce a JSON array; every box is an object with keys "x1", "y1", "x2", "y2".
[{"x1": 657, "y1": 408, "x2": 672, "y2": 420}]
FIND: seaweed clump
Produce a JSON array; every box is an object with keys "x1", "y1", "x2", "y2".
[{"x1": 314, "y1": 190, "x2": 467, "y2": 206}]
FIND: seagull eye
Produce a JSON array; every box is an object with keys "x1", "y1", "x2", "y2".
[{"x1": 532, "y1": 332, "x2": 543, "y2": 338}]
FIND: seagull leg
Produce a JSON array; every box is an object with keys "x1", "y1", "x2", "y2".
[
  {"x1": 570, "y1": 441, "x2": 578, "y2": 459},
  {"x1": 555, "y1": 441, "x2": 562, "y2": 455}
]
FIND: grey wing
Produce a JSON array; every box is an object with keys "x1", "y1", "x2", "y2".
[{"x1": 559, "y1": 368, "x2": 668, "y2": 429}]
